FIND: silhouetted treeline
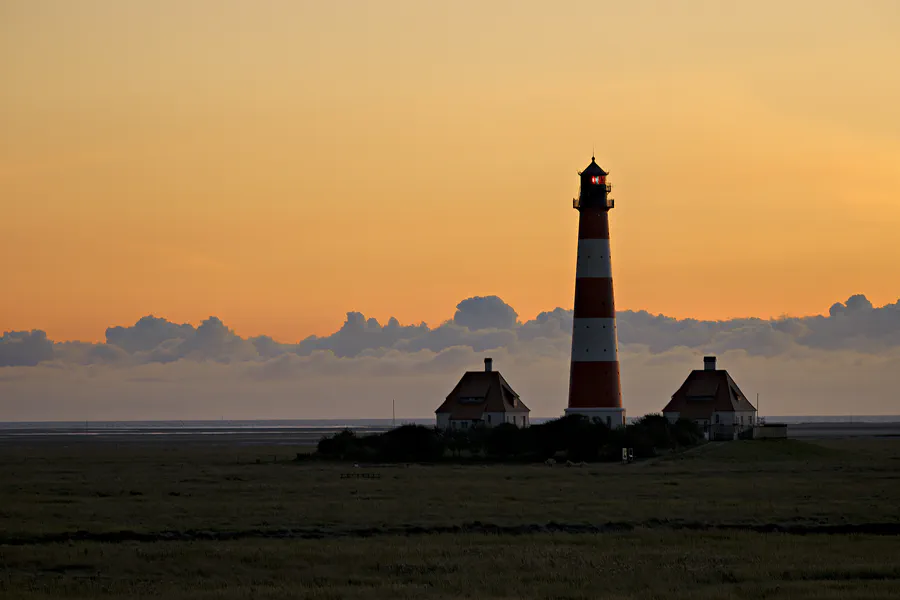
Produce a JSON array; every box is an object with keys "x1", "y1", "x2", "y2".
[{"x1": 315, "y1": 414, "x2": 704, "y2": 463}]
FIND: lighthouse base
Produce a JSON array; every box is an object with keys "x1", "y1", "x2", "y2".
[{"x1": 564, "y1": 407, "x2": 626, "y2": 428}]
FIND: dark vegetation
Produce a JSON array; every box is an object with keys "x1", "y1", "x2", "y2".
[
  {"x1": 316, "y1": 413, "x2": 705, "y2": 463},
  {"x1": 2, "y1": 437, "x2": 899, "y2": 598},
  {"x1": 5, "y1": 531, "x2": 900, "y2": 600}
]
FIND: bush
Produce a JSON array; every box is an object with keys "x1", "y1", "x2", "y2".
[
  {"x1": 444, "y1": 429, "x2": 470, "y2": 458},
  {"x1": 619, "y1": 425, "x2": 657, "y2": 459},
  {"x1": 379, "y1": 425, "x2": 446, "y2": 462},
  {"x1": 525, "y1": 415, "x2": 598, "y2": 460},
  {"x1": 315, "y1": 413, "x2": 705, "y2": 464},
  {"x1": 316, "y1": 429, "x2": 359, "y2": 459},
  {"x1": 672, "y1": 418, "x2": 705, "y2": 446},
  {"x1": 484, "y1": 423, "x2": 524, "y2": 458}
]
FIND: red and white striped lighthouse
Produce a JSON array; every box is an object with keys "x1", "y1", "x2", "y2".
[{"x1": 565, "y1": 156, "x2": 625, "y2": 427}]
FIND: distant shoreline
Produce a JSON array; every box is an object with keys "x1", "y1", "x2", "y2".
[
  {"x1": 2, "y1": 415, "x2": 900, "y2": 429},
  {"x1": 1, "y1": 417, "x2": 899, "y2": 444}
]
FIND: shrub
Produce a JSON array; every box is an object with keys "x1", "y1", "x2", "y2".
[
  {"x1": 315, "y1": 413, "x2": 704, "y2": 463},
  {"x1": 673, "y1": 418, "x2": 705, "y2": 446},
  {"x1": 564, "y1": 417, "x2": 611, "y2": 462},
  {"x1": 633, "y1": 413, "x2": 675, "y2": 450},
  {"x1": 484, "y1": 423, "x2": 524, "y2": 458},
  {"x1": 444, "y1": 429, "x2": 470, "y2": 458},
  {"x1": 379, "y1": 425, "x2": 446, "y2": 462},
  {"x1": 316, "y1": 429, "x2": 359, "y2": 459}
]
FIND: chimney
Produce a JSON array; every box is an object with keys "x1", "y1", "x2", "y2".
[
  {"x1": 704, "y1": 356, "x2": 717, "y2": 371},
  {"x1": 484, "y1": 357, "x2": 493, "y2": 372}
]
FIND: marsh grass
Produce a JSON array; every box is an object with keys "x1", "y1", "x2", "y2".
[
  {"x1": 2, "y1": 531, "x2": 900, "y2": 599},
  {"x1": 705, "y1": 439, "x2": 842, "y2": 461},
  {"x1": 1, "y1": 438, "x2": 899, "y2": 598},
  {"x1": 2, "y1": 439, "x2": 899, "y2": 536}
]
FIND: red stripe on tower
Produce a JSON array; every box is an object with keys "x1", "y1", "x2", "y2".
[{"x1": 565, "y1": 156, "x2": 625, "y2": 427}]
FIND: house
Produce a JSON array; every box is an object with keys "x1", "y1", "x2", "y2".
[
  {"x1": 662, "y1": 356, "x2": 757, "y2": 440},
  {"x1": 435, "y1": 358, "x2": 530, "y2": 430}
]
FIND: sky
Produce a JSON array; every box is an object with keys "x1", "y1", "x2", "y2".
[
  {"x1": 2, "y1": 0, "x2": 899, "y2": 343},
  {"x1": 2, "y1": 2, "x2": 900, "y2": 420}
]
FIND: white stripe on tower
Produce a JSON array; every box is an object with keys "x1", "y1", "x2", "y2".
[
  {"x1": 570, "y1": 318, "x2": 618, "y2": 361},
  {"x1": 575, "y1": 239, "x2": 612, "y2": 278}
]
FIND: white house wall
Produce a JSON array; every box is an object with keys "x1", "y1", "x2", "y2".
[
  {"x1": 437, "y1": 411, "x2": 531, "y2": 429},
  {"x1": 664, "y1": 410, "x2": 756, "y2": 429},
  {"x1": 487, "y1": 411, "x2": 529, "y2": 427},
  {"x1": 436, "y1": 413, "x2": 451, "y2": 429},
  {"x1": 714, "y1": 410, "x2": 757, "y2": 428}
]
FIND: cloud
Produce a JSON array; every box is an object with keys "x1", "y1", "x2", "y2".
[
  {"x1": 105, "y1": 315, "x2": 194, "y2": 353},
  {"x1": 452, "y1": 296, "x2": 519, "y2": 330},
  {"x1": 2, "y1": 293, "x2": 900, "y2": 419},
  {"x1": 105, "y1": 316, "x2": 258, "y2": 364},
  {"x1": 59, "y1": 293, "x2": 900, "y2": 365},
  {"x1": 0, "y1": 330, "x2": 54, "y2": 366},
  {"x1": 297, "y1": 312, "x2": 429, "y2": 358},
  {"x1": 616, "y1": 296, "x2": 900, "y2": 355},
  {"x1": 829, "y1": 294, "x2": 874, "y2": 317},
  {"x1": 174, "y1": 317, "x2": 259, "y2": 363}
]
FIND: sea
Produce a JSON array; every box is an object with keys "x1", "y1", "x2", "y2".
[{"x1": 0, "y1": 414, "x2": 898, "y2": 440}]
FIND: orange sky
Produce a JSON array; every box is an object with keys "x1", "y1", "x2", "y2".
[{"x1": 2, "y1": 0, "x2": 900, "y2": 343}]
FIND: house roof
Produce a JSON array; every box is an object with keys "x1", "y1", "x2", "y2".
[
  {"x1": 661, "y1": 369, "x2": 756, "y2": 420},
  {"x1": 435, "y1": 370, "x2": 530, "y2": 420}
]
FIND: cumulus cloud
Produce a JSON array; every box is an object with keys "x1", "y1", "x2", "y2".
[
  {"x1": 297, "y1": 313, "x2": 429, "y2": 358},
  {"x1": 452, "y1": 296, "x2": 519, "y2": 330},
  {"x1": 617, "y1": 297, "x2": 900, "y2": 355},
  {"x1": 2, "y1": 293, "x2": 900, "y2": 419},
  {"x1": 105, "y1": 315, "x2": 194, "y2": 353},
  {"x1": 43, "y1": 293, "x2": 899, "y2": 366},
  {"x1": 829, "y1": 294, "x2": 874, "y2": 317},
  {"x1": 0, "y1": 331, "x2": 54, "y2": 366},
  {"x1": 174, "y1": 317, "x2": 259, "y2": 363}
]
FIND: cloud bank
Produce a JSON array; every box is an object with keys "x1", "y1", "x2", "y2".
[{"x1": 2, "y1": 294, "x2": 900, "y2": 420}]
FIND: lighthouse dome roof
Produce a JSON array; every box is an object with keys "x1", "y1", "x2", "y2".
[{"x1": 580, "y1": 157, "x2": 608, "y2": 177}]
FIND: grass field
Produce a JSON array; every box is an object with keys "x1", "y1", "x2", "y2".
[{"x1": 1, "y1": 438, "x2": 899, "y2": 598}]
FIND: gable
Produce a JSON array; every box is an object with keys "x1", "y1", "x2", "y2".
[{"x1": 725, "y1": 373, "x2": 757, "y2": 411}]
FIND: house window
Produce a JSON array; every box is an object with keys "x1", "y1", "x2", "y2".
[
  {"x1": 715, "y1": 414, "x2": 720, "y2": 424},
  {"x1": 487, "y1": 415, "x2": 491, "y2": 424}
]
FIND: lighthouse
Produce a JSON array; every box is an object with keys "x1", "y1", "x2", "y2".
[{"x1": 565, "y1": 156, "x2": 625, "y2": 427}]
